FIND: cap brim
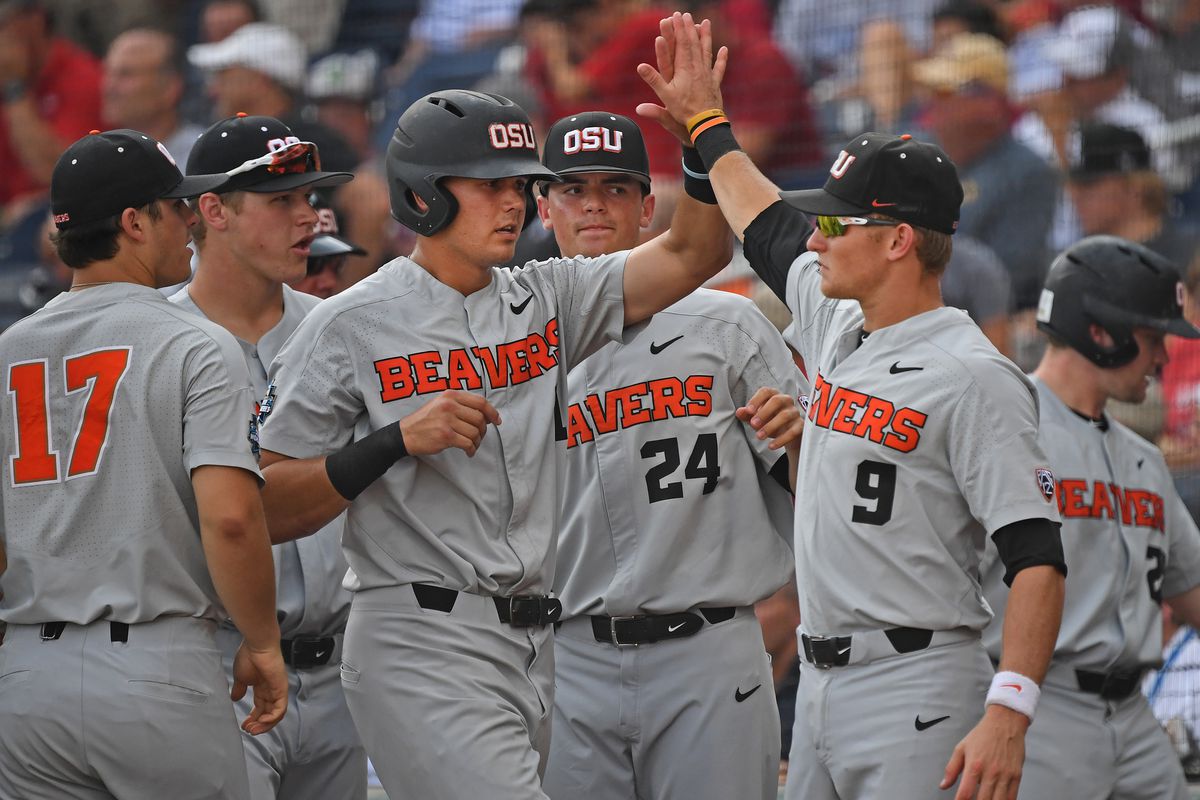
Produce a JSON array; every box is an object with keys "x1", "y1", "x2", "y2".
[
  {"x1": 553, "y1": 165, "x2": 651, "y2": 187},
  {"x1": 1163, "y1": 316, "x2": 1200, "y2": 339},
  {"x1": 233, "y1": 170, "x2": 355, "y2": 193},
  {"x1": 779, "y1": 187, "x2": 867, "y2": 217},
  {"x1": 162, "y1": 172, "x2": 231, "y2": 199},
  {"x1": 309, "y1": 233, "x2": 366, "y2": 257}
]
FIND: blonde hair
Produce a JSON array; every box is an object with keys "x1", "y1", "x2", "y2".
[{"x1": 188, "y1": 191, "x2": 245, "y2": 247}]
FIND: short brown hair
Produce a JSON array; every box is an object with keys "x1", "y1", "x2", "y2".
[
  {"x1": 869, "y1": 213, "x2": 953, "y2": 274},
  {"x1": 50, "y1": 201, "x2": 162, "y2": 269},
  {"x1": 189, "y1": 190, "x2": 245, "y2": 247}
]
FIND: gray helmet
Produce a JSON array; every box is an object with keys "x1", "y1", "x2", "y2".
[
  {"x1": 1036, "y1": 235, "x2": 1199, "y2": 367},
  {"x1": 385, "y1": 90, "x2": 559, "y2": 235}
]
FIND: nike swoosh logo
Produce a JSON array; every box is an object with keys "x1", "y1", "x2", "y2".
[
  {"x1": 735, "y1": 685, "x2": 762, "y2": 702},
  {"x1": 667, "y1": 622, "x2": 687, "y2": 633},
  {"x1": 914, "y1": 714, "x2": 950, "y2": 731},
  {"x1": 1137, "y1": 458, "x2": 1144, "y2": 468},
  {"x1": 510, "y1": 295, "x2": 533, "y2": 314},
  {"x1": 871, "y1": 199, "x2": 897, "y2": 207},
  {"x1": 1000, "y1": 683, "x2": 1022, "y2": 693},
  {"x1": 837, "y1": 645, "x2": 850, "y2": 656},
  {"x1": 889, "y1": 362, "x2": 923, "y2": 374},
  {"x1": 650, "y1": 335, "x2": 684, "y2": 355},
  {"x1": 314, "y1": 650, "x2": 329, "y2": 659}
]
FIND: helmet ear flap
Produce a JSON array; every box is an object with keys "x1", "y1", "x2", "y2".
[{"x1": 394, "y1": 175, "x2": 458, "y2": 235}]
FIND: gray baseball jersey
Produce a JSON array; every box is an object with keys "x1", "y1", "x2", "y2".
[
  {"x1": 171, "y1": 283, "x2": 363, "y2": 800},
  {"x1": 259, "y1": 252, "x2": 627, "y2": 596},
  {"x1": 981, "y1": 376, "x2": 1200, "y2": 800},
  {"x1": 0, "y1": 282, "x2": 260, "y2": 799},
  {"x1": 554, "y1": 288, "x2": 802, "y2": 616},
  {"x1": 781, "y1": 252, "x2": 1060, "y2": 636},
  {"x1": 545, "y1": 288, "x2": 802, "y2": 800},
  {"x1": 258, "y1": 252, "x2": 627, "y2": 799},
  {"x1": 1, "y1": 283, "x2": 260, "y2": 624},
  {"x1": 983, "y1": 376, "x2": 1200, "y2": 670}
]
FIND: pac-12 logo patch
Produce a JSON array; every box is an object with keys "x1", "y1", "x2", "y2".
[{"x1": 1035, "y1": 467, "x2": 1056, "y2": 502}]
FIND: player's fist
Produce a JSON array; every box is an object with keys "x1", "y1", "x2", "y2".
[
  {"x1": 231, "y1": 642, "x2": 288, "y2": 735},
  {"x1": 737, "y1": 386, "x2": 804, "y2": 451},
  {"x1": 399, "y1": 390, "x2": 502, "y2": 457}
]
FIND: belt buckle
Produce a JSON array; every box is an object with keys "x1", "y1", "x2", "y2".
[
  {"x1": 609, "y1": 616, "x2": 643, "y2": 647},
  {"x1": 805, "y1": 634, "x2": 848, "y2": 670},
  {"x1": 507, "y1": 596, "x2": 542, "y2": 628}
]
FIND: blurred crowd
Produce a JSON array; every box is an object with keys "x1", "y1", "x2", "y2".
[{"x1": 3, "y1": 0, "x2": 1200, "y2": 770}]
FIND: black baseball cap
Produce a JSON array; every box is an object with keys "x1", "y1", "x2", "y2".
[
  {"x1": 51, "y1": 129, "x2": 230, "y2": 230},
  {"x1": 781, "y1": 132, "x2": 964, "y2": 235},
  {"x1": 309, "y1": 194, "x2": 366, "y2": 258},
  {"x1": 1068, "y1": 122, "x2": 1151, "y2": 181},
  {"x1": 542, "y1": 111, "x2": 651, "y2": 188},
  {"x1": 188, "y1": 114, "x2": 353, "y2": 192}
]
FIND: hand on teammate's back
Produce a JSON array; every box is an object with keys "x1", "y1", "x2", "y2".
[
  {"x1": 399, "y1": 390, "x2": 502, "y2": 457},
  {"x1": 941, "y1": 704, "x2": 1029, "y2": 800},
  {"x1": 230, "y1": 642, "x2": 289, "y2": 736},
  {"x1": 736, "y1": 386, "x2": 804, "y2": 451}
]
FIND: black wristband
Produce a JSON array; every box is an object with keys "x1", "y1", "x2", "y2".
[
  {"x1": 682, "y1": 146, "x2": 718, "y2": 204},
  {"x1": 693, "y1": 123, "x2": 741, "y2": 172},
  {"x1": 325, "y1": 421, "x2": 408, "y2": 501}
]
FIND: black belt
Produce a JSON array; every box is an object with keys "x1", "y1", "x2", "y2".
[
  {"x1": 1075, "y1": 668, "x2": 1144, "y2": 700},
  {"x1": 801, "y1": 627, "x2": 934, "y2": 668},
  {"x1": 281, "y1": 636, "x2": 337, "y2": 669},
  {"x1": 412, "y1": 583, "x2": 562, "y2": 628},
  {"x1": 40, "y1": 621, "x2": 128, "y2": 642},
  {"x1": 590, "y1": 607, "x2": 736, "y2": 646}
]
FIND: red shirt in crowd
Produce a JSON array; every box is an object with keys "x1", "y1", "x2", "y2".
[
  {"x1": 0, "y1": 37, "x2": 103, "y2": 207},
  {"x1": 1164, "y1": 336, "x2": 1200, "y2": 444}
]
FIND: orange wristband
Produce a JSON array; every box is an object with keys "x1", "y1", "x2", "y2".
[
  {"x1": 689, "y1": 116, "x2": 730, "y2": 143},
  {"x1": 685, "y1": 107, "x2": 725, "y2": 132}
]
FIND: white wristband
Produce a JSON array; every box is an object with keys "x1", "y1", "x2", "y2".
[{"x1": 986, "y1": 670, "x2": 1040, "y2": 720}]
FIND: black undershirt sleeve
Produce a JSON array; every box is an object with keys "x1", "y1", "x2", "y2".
[
  {"x1": 991, "y1": 517, "x2": 1067, "y2": 587},
  {"x1": 741, "y1": 200, "x2": 812, "y2": 305},
  {"x1": 768, "y1": 453, "x2": 791, "y2": 494}
]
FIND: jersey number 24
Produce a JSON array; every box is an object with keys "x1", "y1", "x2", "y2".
[{"x1": 8, "y1": 348, "x2": 131, "y2": 486}]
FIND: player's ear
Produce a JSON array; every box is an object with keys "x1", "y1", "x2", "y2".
[
  {"x1": 536, "y1": 194, "x2": 553, "y2": 231},
  {"x1": 640, "y1": 192, "x2": 655, "y2": 230},
  {"x1": 884, "y1": 222, "x2": 917, "y2": 263},
  {"x1": 196, "y1": 192, "x2": 231, "y2": 232},
  {"x1": 118, "y1": 206, "x2": 147, "y2": 241},
  {"x1": 1088, "y1": 323, "x2": 1116, "y2": 349}
]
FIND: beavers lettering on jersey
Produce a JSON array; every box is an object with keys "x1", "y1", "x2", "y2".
[
  {"x1": 1056, "y1": 478, "x2": 1165, "y2": 532},
  {"x1": 563, "y1": 375, "x2": 714, "y2": 449},
  {"x1": 373, "y1": 319, "x2": 559, "y2": 402},
  {"x1": 806, "y1": 372, "x2": 927, "y2": 453}
]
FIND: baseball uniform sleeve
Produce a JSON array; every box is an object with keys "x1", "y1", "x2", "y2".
[
  {"x1": 1163, "y1": 478, "x2": 1200, "y2": 598},
  {"x1": 182, "y1": 333, "x2": 262, "y2": 478},
  {"x1": 517, "y1": 252, "x2": 627, "y2": 372},
  {"x1": 724, "y1": 295, "x2": 809, "y2": 469},
  {"x1": 742, "y1": 199, "x2": 813, "y2": 304},
  {"x1": 259, "y1": 311, "x2": 362, "y2": 459},
  {"x1": 947, "y1": 360, "x2": 1061, "y2": 533}
]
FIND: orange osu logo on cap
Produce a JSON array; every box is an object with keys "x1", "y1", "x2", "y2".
[{"x1": 488, "y1": 123, "x2": 536, "y2": 150}]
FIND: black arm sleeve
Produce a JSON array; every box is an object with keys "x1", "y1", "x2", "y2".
[
  {"x1": 768, "y1": 452, "x2": 791, "y2": 494},
  {"x1": 742, "y1": 200, "x2": 812, "y2": 305},
  {"x1": 325, "y1": 421, "x2": 408, "y2": 501},
  {"x1": 991, "y1": 517, "x2": 1067, "y2": 587}
]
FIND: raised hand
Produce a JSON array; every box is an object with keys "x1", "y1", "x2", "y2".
[{"x1": 635, "y1": 12, "x2": 728, "y2": 144}]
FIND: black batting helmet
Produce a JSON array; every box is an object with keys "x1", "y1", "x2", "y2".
[
  {"x1": 1036, "y1": 235, "x2": 1200, "y2": 367},
  {"x1": 385, "y1": 90, "x2": 559, "y2": 235}
]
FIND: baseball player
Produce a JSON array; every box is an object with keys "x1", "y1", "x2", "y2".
[
  {"x1": 253, "y1": 65, "x2": 734, "y2": 800},
  {"x1": 0, "y1": 129, "x2": 286, "y2": 799},
  {"x1": 290, "y1": 194, "x2": 366, "y2": 300},
  {"x1": 535, "y1": 110, "x2": 805, "y2": 800},
  {"x1": 640, "y1": 14, "x2": 1067, "y2": 800},
  {"x1": 981, "y1": 235, "x2": 1200, "y2": 799},
  {"x1": 169, "y1": 113, "x2": 366, "y2": 800}
]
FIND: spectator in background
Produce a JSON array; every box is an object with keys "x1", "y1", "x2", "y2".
[
  {"x1": 1144, "y1": 607, "x2": 1200, "y2": 780},
  {"x1": 305, "y1": 49, "x2": 381, "y2": 168},
  {"x1": 914, "y1": 32, "x2": 1058, "y2": 310},
  {"x1": 931, "y1": 0, "x2": 1005, "y2": 51},
  {"x1": 102, "y1": 29, "x2": 204, "y2": 170},
  {"x1": 1068, "y1": 122, "x2": 1199, "y2": 271},
  {"x1": 0, "y1": 0, "x2": 102, "y2": 228},
  {"x1": 1163, "y1": 259, "x2": 1200, "y2": 524}
]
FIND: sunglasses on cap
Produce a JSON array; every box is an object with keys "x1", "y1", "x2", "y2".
[
  {"x1": 225, "y1": 141, "x2": 321, "y2": 178},
  {"x1": 815, "y1": 215, "x2": 900, "y2": 238}
]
